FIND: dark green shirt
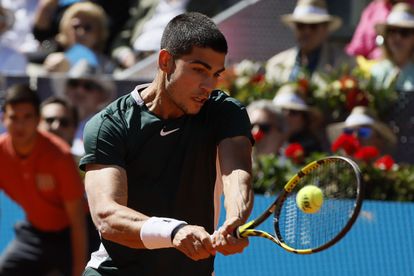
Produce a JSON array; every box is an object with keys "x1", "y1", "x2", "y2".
[{"x1": 80, "y1": 84, "x2": 253, "y2": 276}]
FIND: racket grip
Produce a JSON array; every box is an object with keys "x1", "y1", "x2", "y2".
[{"x1": 233, "y1": 227, "x2": 242, "y2": 239}]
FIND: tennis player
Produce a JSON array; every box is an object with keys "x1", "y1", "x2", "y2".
[{"x1": 80, "y1": 12, "x2": 254, "y2": 276}]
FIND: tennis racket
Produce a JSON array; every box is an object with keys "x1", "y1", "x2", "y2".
[{"x1": 235, "y1": 156, "x2": 363, "y2": 254}]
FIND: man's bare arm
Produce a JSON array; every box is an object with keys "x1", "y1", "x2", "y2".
[
  {"x1": 213, "y1": 136, "x2": 254, "y2": 255},
  {"x1": 85, "y1": 164, "x2": 148, "y2": 248},
  {"x1": 85, "y1": 163, "x2": 215, "y2": 260}
]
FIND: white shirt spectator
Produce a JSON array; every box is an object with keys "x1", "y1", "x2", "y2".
[
  {"x1": 0, "y1": 45, "x2": 27, "y2": 74},
  {"x1": 0, "y1": 0, "x2": 39, "y2": 53},
  {"x1": 133, "y1": 0, "x2": 188, "y2": 52}
]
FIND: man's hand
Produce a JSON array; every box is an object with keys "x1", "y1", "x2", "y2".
[
  {"x1": 172, "y1": 225, "x2": 216, "y2": 261},
  {"x1": 211, "y1": 217, "x2": 249, "y2": 256}
]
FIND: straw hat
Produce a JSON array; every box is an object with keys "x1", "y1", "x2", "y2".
[
  {"x1": 281, "y1": 0, "x2": 342, "y2": 32},
  {"x1": 326, "y1": 106, "x2": 397, "y2": 146},
  {"x1": 375, "y1": 3, "x2": 414, "y2": 34},
  {"x1": 273, "y1": 83, "x2": 312, "y2": 111}
]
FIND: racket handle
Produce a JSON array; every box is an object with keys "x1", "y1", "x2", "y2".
[
  {"x1": 233, "y1": 227, "x2": 242, "y2": 239},
  {"x1": 233, "y1": 220, "x2": 255, "y2": 239}
]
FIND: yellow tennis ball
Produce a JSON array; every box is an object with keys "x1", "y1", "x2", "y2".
[{"x1": 296, "y1": 185, "x2": 324, "y2": 214}]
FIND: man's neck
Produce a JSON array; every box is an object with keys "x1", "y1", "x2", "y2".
[
  {"x1": 141, "y1": 75, "x2": 185, "y2": 120},
  {"x1": 13, "y1": 133, "x2": 38, "y2": 158}
]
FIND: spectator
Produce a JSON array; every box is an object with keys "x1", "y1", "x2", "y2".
[
  {"x1": 43, "y1": 2, "x2": 115, "y2": 74},
  {"x1": 346, "y1": 0, "x2": 414, "y2": 60},
  {"x1": 60, "y1": 75, "x2": 116, "y2": 156},
  {"x1": 33, "y1": 0, "x2": 134, "y2": 58},
  {"x1": 0, "y1": 0, "x2": 39, "y2": 54},
  {"x1": 110, "y1": 0, "x2": 227, "y2": 69},
  {"x1": 327, "y1": 106, "x2": 397, "y2": 155},
  {"x1": 370, "y1": 2, "x2": 414, "y2": 92},
  {"x1": 38, "y1": 96, "x2": 78, "y2": 148},
  {"x1": 0, "y1": 5, "x2": 28, "y2": 75},
  {"x1": 265, "y1": 0, "x2": 354, "y2": 86},
  {"x1": 0, "y1": 84, "x2": 87, "y2": 276},
  {"x1": 273, "y1": 83, "x2": 323, "y2": 155},
  {"x1": 247, "y1": 100, "x2": 285, "y2": 158},
  {"x1": 38, "y1": 95, "x2": 102, "y2": 256}
]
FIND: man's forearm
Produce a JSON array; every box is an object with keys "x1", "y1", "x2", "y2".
[{"x1": 222, "y1": 169, "x2": 254, "y2": 223}]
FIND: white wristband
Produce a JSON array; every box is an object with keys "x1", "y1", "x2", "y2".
[{"x1": 140, "y1": 217, "x2": 187, "y2": 249}]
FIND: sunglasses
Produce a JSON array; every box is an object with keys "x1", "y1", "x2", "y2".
[
  {"x1": 71, "y1": 23, "x2": 94, "y2": 33},
  {"x1": 251, "y1": 123, "x2": 272, "y2": 134},
  {"x1": 283, "y1": 109, "x2": 303, "y2": 116},
  {"x1": 295, "y1": 22, "x2": 327, "y2": 31},
  {"x1": 67, "y1": 79, "x2": 100, "y2": 91},
  {"x1": 44, "y1": 116, "x2": 71, "y2": 128},
  {"x1": 343, "y1": 127, "x2": 373, "y2": 139},
  {"x1": 386, "y1": 27, "x2": 414, "y2": 38}
]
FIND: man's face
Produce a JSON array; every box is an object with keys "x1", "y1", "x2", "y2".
[
  {"x1": 67, "y1": 14, "x2": 100, "y2": 49},
  {"x1": 294, "y1": 22, "x2": 329, "y2": 53},
  {"x1": 386, "y1": 27, "x2": 414, "y2": 60},
  {"x1": 39, "y1": 103, "x2": 76, "y2": 146},
  {"x1": 65, "y1": 78, "x2": 105, "y2": 118},
  {"x1": 163, "y1": 47, "x2": 226, "y2": 116},
  {"x1": 249, "y1": 109, "x2": 284, "y2": 156},
  {"x1": 2, "y1": 103, "x2": 39, "y2": 148}
]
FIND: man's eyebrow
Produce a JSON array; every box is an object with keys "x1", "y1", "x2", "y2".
[{"x1": 189, "y1": 60, "x2": 225, "y2": 74}]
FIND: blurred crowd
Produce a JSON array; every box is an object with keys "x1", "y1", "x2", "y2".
[{"x1": 0, "y1": 0, "x2": 414, "y2": 274}]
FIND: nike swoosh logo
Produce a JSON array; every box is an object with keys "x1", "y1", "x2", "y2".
[{"x1": 160, "y1": 128, "x2": 180, "y2": 136}]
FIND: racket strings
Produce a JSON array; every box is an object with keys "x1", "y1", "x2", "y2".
[{"x1": 277, "y1": 159, "x2": 359, "y2": 250}]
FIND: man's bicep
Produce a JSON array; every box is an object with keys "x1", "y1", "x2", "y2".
[
  {"x1": 218, "y1": 136, "x2": 252, "y2": 176},
  {"x1": 85, "y1": 164, "x2": 128, "y2": 210}
]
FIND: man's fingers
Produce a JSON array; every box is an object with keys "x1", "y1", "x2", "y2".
[{"x1": 173, "y1": 225, "x2": 215, "y2": 260}]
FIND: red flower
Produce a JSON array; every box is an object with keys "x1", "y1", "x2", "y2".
[
  {"x1": 285, "y1": 143, "x2": 305, "y2": 164},
  {"x1": 331, "y1": 133, "x2": 360, "y2": 155},
  {"x1": 297, "y1": 78, "x2": 309, "y2": 95},
  {"x1": 339, "y1": 76, "x2": 358, "y2": 90},
  {"x1": 354, "y1": 146, "x2": 380, "y2": 163},
  {"x1": 252, "y1": 128, "x2": 265, "y2": 142},
  {"x1": 345, "y1": 89, "x2": 369, "y2": 111},
  {"x1": 250, "y1": 73, "x2": 265, "y2": 84},
  {"x1": 374, "y1": 155, "x2": 395, "y2": 171}
]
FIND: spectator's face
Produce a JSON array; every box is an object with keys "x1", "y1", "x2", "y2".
[
  {"x1": 249, "y1": 109, "x2": 284, "y2": 156},
  {"x1": 294, "y1": 22, "x2": 329, "y2": 53},
  {"x1": 386, "y1": 27, "x2": 414, "y2": 61},
  {"x1": 65, "y1": 79, "x2": 105, "y2": 119},
  {"x1": 162, "y1": 47, "x2": 225, "y2": 116},
  {"x1": 283, "y1": 109, "x2": 306, "y2": 135},
  {"x1": 343, "y1": 126, "x2": 381, "y2": 148},
  {"x1": 67, "y1": 15, "x2": 99, "y2": 49},
  {"x1": 2, "y1": 103, "x2": 39, "y2": 148},
  {"x1": 39, "y1": 103, "x2": 76, "y2": 146}
]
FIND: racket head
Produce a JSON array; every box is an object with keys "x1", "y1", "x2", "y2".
[{"x1": 273, "y1": 156, "x2": 363, "y2": 254}]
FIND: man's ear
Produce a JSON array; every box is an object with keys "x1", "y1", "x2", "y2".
[{"x1": 158, "y1": 49, "x2": 174, "y2": 73}]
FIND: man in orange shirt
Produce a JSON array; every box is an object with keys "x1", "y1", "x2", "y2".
[{"x1": 0, "y1": 84, "x2": 88, "y2": 276}]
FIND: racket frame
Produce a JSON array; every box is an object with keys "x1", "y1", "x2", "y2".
[{"x1": 236, "y1": 156, "x2": 364, "y2": 254}]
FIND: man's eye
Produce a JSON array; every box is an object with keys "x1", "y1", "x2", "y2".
[{"x1": 194, "y1": 68, "x2": 204, "y2": 73}]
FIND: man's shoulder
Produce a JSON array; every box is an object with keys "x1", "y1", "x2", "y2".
[
  {"x1": 267, "y1": 47, "x2": 297, "y2": 65},
  {"x1": 207, "y1": 90, "x2": 245, "y2": 108},
  {"x1": 38, "y1": 131, "x2": 72, "y2": 156},
  {"x1": 87, "y1": 92, "x2": 135, "y2": 127}
]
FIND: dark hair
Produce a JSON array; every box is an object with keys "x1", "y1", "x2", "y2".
[
  {"x1": 160, "y1": 12, "x2": 228, "y2": 57},
  {"x1": 1, "y1": 84, "x2": 40, "y2": 114},
  {"x1": 40, "y1": 96, "x2": 79, "y2": 127}
]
